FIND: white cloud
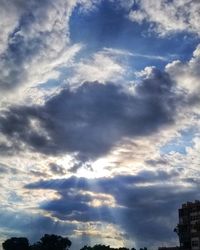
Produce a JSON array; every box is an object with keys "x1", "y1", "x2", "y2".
[
  {"x1": 103, "y1": 47, "x2": 168, "y2": 61},
  {"x1": 0, "y1": 0, "x2": 101, "y2": 107},
  {"x1": 166, "y1": 44, "x2": 200, "y2": 94},
  {"x1": 0, "y1": 0, "x2": 25, "y2": 54},
  {"x1": 69, "y1": 49, "x2": 127, "y2": 85},
  {"x1": 128, "y1": 0, "x2": 200, "y2": 36}
]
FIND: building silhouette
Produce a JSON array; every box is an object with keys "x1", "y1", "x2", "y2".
[
  {"x1": 176, "y1": 200, "x2": 200, "y2": 250},
  {"x1": 159, "y1": 201, "x2": 200, "y2": 250}
]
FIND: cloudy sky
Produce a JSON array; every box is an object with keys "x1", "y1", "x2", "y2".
[{"x1": 0, "y1": 0, "x2": 200, "y2": 249}]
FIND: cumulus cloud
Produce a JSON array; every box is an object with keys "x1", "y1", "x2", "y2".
[
  {"x1": 0, "y1": 68, "x2": 178, "y2": 160},
  {"x1": 0, "y1": 0, "x2": 104, "y2": 110},
  {"x1": 0, "y1": 0, "x2": 77, "y2": 91},
  {"x1": 69, "y1": 49, "x2": 126, "y2": 85},
  {"x1": 0, "y1": 0, "x2": 24, "y2": 54},
  {"x1": 166, "y1": 44, "x2": 200, "y2": 94},
  {"x1": 128, "y1": 0, "x2": 200, "y2": 36}
]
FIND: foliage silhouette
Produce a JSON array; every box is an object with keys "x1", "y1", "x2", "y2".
[
  {"x1": 2, "y1": 235, "x2": 141, "y2": 250},
  {"x1": 31, "y1": 234, "x2": 71, "y2": 250},
  {"x1": 2, "y1": 237, "x2": 29, "y2": 250},
  {"x1": 2, "y1": 234, "x2": 71, "y2": 250},
  {"x1": 80, "y1": 244, "x2": 136, "y2": 250}
]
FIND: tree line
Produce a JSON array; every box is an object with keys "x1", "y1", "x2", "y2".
[{"x1": 2, "y1": 234, "x2": 147, "y2": 250}]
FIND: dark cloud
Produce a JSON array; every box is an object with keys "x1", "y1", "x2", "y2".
[
  {"x1": 30, "y1": 169, "x2": 50, "y2": 178},
  {"x1": 145, "y1": 158, "x2": 168, "y2": 166},
  {"x1": 49, "y1": 163, "x2": 66, "y2": 176},
  {"x1": 25, "y1": 169, "x2": 182, "y2": 192},
  {"x1": 40, "y1": 191, "x2": 114, "y2": 223},
  {"x1": 0, "y1": 208, "x2": 76, "y2": 244},
  {"x1": 0, "y1": 142, "x2": 19, "y2": 156},
  {"x1": 68, "y1": 160, "x2": 93, "y2": 173},
  {"x1": 0, "y1": 163, "x2": 19, "y2": 176},
  {"x1": 0, "y1": 69, "x2": 178, "y2": 160},
  {"x1": 0, "y1": 164, "x2": 9, "y2": 174},
  {"x1": 26, "y1": 170, "x2": 200, "y2": 247}
]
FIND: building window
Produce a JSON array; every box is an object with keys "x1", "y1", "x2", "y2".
[{"x1": 192, "y1": 241, "x2": 199, "y2": 247}]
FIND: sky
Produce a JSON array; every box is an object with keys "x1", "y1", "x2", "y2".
[{"x1": 0, "y1": 0, "x2": 200, "y2": 249}]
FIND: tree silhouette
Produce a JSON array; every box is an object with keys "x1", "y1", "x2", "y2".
[
  {"x1": 31, "y1": 234, "x2": 71, "y2": 250},
  {"x1": 80, "y1": 245, "x2": 136, "y2": 250},
  {"x1": 2, "y1": 237, "x2": 29, "y2": 250},
  {"x1": 2, "y1": 235, "x2": 140, "y2": 250},
  {"x1": 80, "y1": 245, "x2": 113, "y2": 250}
]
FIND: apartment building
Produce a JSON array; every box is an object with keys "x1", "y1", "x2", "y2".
[{"x1": 177, "y1": 201, "x2": 200, "y2": 250}]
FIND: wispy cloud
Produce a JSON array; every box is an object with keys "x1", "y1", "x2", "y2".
[{"x1": 103, "y1": 48, "x2": 169, "y2": 61}]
